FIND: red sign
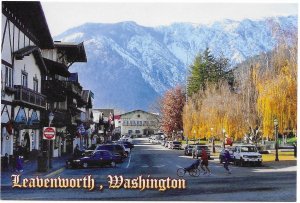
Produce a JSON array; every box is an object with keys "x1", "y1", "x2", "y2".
[{"x1": 43, "y1": 127, "x2": 56, "y2": 140}]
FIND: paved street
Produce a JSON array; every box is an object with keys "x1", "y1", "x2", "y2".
[{"x1": 1, "y1": 138, "x2": 296, "y2": 201}]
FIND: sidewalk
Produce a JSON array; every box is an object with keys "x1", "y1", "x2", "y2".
[
  {"x1": 263, "y1": 160, "x2": 297, "y2": 169},
  {"x1": 1, "y1": 154, "x2": 69, "y2": 186}
]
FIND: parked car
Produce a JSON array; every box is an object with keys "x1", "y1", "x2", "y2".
[
  {"x1": 119, "y1": 137, "x2": 133, "y2": 143},
  {"x1": 170, "y1": 141, "x2": 182, "y2": 149},
  {"x1": 184, "y1": 144, "x2": 195, "y2": 156},
  {"x1": 122, "y1": 141, "x2": 134, "y2": 149},
  {"x1": 233, "y1": 145, "x2": 262, "y2": 166},
  {"x1": 219, "y1": 147, "x2": 235, "y2": 163},
  {"x1": 95, "y1": 144, "x2": 126, "y2": 162},
  {"x1": 116, "y1": 142, "x2": 132, "y2": 156},
  {"x1": 192, "y1": 145, "x2": 211, "y2": 159},
  {"x1": 66, "y1": 150, "x2": 117, "y2": 168}
]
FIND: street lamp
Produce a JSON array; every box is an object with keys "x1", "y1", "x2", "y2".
[
  {"x1": 274, "y1": 118, "x2": 279, "y2": 161},
  {"x1": 222, "y1": 129, "x2": 226, "y2": 148},
  {"x1": 211, "y1": 128, "x2": 215, "y2": 153},
  {"x1": 193, "y1": 130, "x2": 196, "y2": 144},
  {"x1": 48, "y1": 112, "x2": 54, "y2": 168}
]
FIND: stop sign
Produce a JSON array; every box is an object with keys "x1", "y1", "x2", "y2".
[{"x1": 43, "y1": 127, "x2": 56, "y2": 140}]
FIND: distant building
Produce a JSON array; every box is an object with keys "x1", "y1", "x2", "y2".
[
  {"x1": 92, "y1": 109, "x2": 114, "y2": 142},
  {"x1": 120, "y1": 110, "x2": 160, "y2": 137}
]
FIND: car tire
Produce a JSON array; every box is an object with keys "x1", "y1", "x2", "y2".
[
  {"x1": 111, "y1": 161, "x2": 116, "y2": 168},
  {"x1": 234, "y1": 159, "x2": 238, "y2": 166},
  {"x1": 240, "y1": 158, "x2": 244, "y2": 167},
  {"x1": 83, "y1": 162, "x2": 88, "y2": 168},
  {"x1": 257, "y1": 161, "x2": 262, "y2": 167}
]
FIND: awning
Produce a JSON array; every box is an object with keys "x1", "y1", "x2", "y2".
[{"x1": 43, "y1": 58, "x2": 70, "y2": 77}]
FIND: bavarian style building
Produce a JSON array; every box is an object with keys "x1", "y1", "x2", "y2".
[{"x1": 1, "y1": 2, "x2": 94, "y2": 160}]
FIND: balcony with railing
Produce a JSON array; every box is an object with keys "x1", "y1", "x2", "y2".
[
  {"x1": 64, "y1": 81, "x2": 82, "y2": 98},
  {"x1": 42, "y1": 79, "x2": 67, "y2": 102},
  {"x1": 13, "y1": 85, "x2": 46, "y2": 108},
  {"x1": 41, "y1": 110, "x2": 71, "y2": 127}
]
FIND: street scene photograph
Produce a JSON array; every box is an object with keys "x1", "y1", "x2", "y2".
[{"x1": 0, "y1": 0, "x2": 298, "y2": 201}]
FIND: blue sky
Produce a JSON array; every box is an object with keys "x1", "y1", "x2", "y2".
[{"x1": 41, "y1": 1, "x2": 298, "y2": 36}]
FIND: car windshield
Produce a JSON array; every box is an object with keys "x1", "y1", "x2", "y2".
[
  {"x1": 196, "y1": 146, "x2": 208, "y2": 150},
  {"x1": 173, "y1": 142, "x2": 181, "y2": 144},
  {"x1": 241, "y1": 146, "x2": 257, "y2": 152}
]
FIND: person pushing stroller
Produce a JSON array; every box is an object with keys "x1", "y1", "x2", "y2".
[{"x1": 185, "y1": 159, "x2": 201, "y2": 172}]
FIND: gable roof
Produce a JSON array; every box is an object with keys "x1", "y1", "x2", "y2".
[
  {"x1": 14, "y1": 46, "x2": 47, "y2": 74},
  {"x1": 120, "y1": 109, "x2": 159, "y2": 117},
  {"x1": 54, "y1": 41, "x2": 87, "y2": 63},
  {"x1": 3, "y1": 1, "x2": 53, "y2": 49}
]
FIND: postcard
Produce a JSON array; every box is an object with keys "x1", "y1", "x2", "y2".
[{"x1": 0, "y1": 0, "x2": 297, "y2": 201}]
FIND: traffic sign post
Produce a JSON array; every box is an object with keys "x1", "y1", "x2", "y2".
[
  {"x1": 43, "y1": 127, "x2": 56, "y2": 140},
  {"x1": 43, "y1": 127, "x2": 56, "y2": 169}
]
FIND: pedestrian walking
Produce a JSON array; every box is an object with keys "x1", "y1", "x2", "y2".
[
  {"x1": 15, "y1": 155, "x2": 23, "y2": 172},
  {"x1": 200, "y1": 147, "x2": 211, "y2": 175},
  {"x1": 224, "y1": 149, "x2": 231, "y2": 174}
]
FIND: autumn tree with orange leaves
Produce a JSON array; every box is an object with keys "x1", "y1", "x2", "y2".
[{"x1": 161, "y1": 86, "x2": 185, "y2": 138}]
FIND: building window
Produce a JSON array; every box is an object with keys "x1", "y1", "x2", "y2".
[
  {"x1": 4, "y1": 66, "x2": 13, "y2": 87},
  {"x1": 21, "y1": 71, "x2": 28, "y2": 88},
  {"x1": 33, "y1": 77, "x2": 38, "y2": 92}
]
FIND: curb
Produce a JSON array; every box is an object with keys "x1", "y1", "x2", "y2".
[{"x1": 44, "y1": 167, "x2": 65, "y2": 178}]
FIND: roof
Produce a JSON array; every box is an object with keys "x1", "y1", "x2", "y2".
[
  {"x1": 54, "y1": 41, "x2": 87, "y2": 63},
  {"x1": 43, "y1": 57, "x2": 70, "y2": 77},
  {"x1": 2, "y1": 1, "x2": 53, "y2": 49},
  {"x1": 14, "y1": 46, "x2": 47, "y2": 74},
  {"x1": 120, "y1": 109, "x2": 159, "y2": 117}
]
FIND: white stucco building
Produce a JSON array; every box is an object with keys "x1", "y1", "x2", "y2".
[{"x1": 120, "y1": 110, "x2": 160, "y2": 136}]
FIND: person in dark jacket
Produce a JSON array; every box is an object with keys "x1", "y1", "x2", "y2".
[
  {"x1": 224, "y1": 149, "x2": 231, "y2": 174},
  {"x1": 15, "y1": 155, "x2": 23, "y2": 172}
]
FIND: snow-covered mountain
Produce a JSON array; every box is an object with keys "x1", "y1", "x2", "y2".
[{"x1": 55, "y1": 16, "x2": 297, "y2": 111}]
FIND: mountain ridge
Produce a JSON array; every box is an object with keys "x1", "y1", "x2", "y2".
[{"x1": 54, "y1": 15, "x2": 297, "y2": 111}]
